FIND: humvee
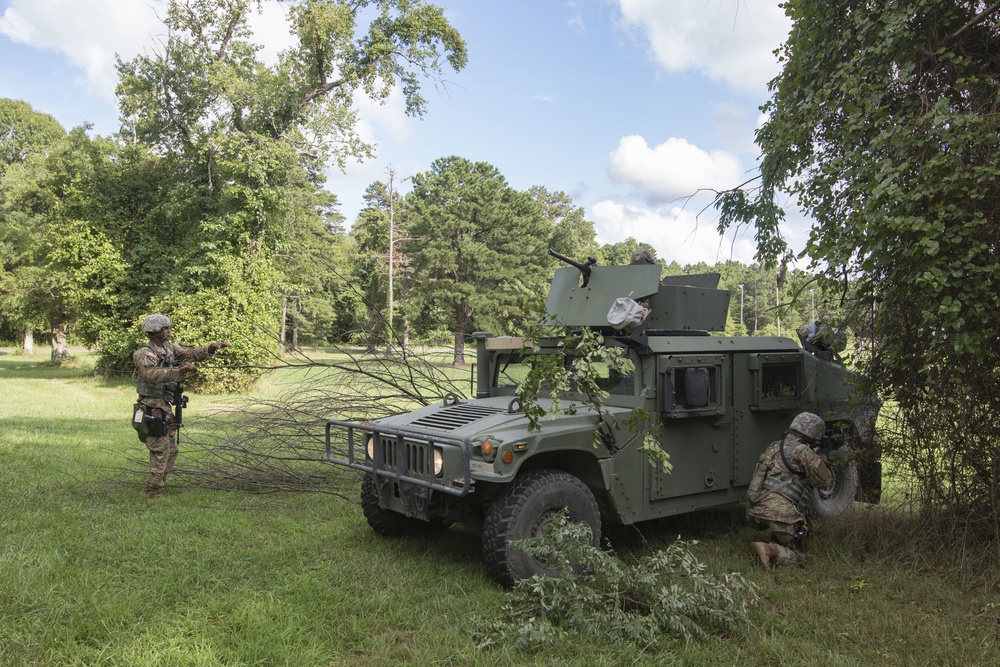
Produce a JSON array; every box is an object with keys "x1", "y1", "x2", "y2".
[{"x1": 327, "y1": 253, "x2": 880, "y2": 586}]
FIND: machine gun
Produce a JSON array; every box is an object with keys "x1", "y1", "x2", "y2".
[{"x1": 548, "y1": 249, "x2": 598, "y2": 288}]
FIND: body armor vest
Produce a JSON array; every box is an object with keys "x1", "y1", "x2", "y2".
[
  {"x1": 135, "y1": 343, "x2": 180, "y2": 402},
  {"x1": 747, "y1": 439, "x2": 811, "y2": 512}
]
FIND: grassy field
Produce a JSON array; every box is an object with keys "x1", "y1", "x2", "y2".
[{"x1": 1, "y1": 352, "x2": 997, "y2": 666}]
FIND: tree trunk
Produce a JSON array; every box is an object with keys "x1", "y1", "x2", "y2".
[
  {"x1": 453, "y1": 330, "x2": 465, "y2": 366},
  {"x1": 23, "y1": 326, "x2": 34, "y2": 355},
  {"x1": 279, "y1": 294, "x2": 287, "y2": 355},
  {"x1": 452, "y1": 307, "x2": 470, "y2": 366},
  {"x1": 50, "y1": 322, "x2": 67, "y2": 362}
]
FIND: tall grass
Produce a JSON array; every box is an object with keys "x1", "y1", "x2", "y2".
[{"x1": 0, "y1": 352, "x2": 997, "y2": 665}]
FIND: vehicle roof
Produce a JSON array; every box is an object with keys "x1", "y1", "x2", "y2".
[{"x1": 641, "y1": 335, "x2": 802, "y2": 354}]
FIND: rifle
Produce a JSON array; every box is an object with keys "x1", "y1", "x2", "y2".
[
  {"x1": 164, "y1": 378, "x2": 187, "y2": 442},
  {"x1": 814, "y1": 432, "x2": 849, "y2": 470}
]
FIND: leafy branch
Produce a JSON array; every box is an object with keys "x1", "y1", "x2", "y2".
[
  {"x1": 473, "y1": 512, "x2": 758, "y2": 651},
  {"x1": 516, "y1": 325, "x2": 670, "y2": 472}
]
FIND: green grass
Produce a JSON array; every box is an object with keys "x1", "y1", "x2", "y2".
[{"x1": 0, "y1": 352, "x2": 997, "y2": 665}]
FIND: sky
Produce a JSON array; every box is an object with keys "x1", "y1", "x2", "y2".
[{"x1": 0, "y1": 0, "x2": 801, "y2": 267}]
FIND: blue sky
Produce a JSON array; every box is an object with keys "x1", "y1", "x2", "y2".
[{"x1": 0, "y1": 0, "x2": 799, "y2": 266}]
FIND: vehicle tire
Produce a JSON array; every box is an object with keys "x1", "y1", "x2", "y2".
[
  {"x1": 361, "y1": 475, "x2": 441, "y2": 537},
  {"x1": 482, "y1": 469, "x2": 601, "y2": 588},
  {"x1": 810, "y1": 458, "x2": 859, "y2": 519}
]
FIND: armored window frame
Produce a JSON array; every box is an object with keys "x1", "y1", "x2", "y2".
[
  {"x1": 658, "y1": 355, "x2": 725, "y2": 417},
  {"x1": 748, "y1": 353, "x2": 804, "y2": 410}
]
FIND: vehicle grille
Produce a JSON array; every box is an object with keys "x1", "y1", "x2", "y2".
[
  {"x1": 409, "y1": 404, "x2": 505, "y2": 432},
  {"x1": 380, "y1": 436, "x2": 430, "y2": 475}
]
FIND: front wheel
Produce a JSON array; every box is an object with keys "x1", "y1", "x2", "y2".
[{"x1": 482, "y1": 469, "x2": 601, "y2": 588}]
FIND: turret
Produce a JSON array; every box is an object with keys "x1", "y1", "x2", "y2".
[{"x1": 545, "y1": 254, "x2": 731, "y2": 337}]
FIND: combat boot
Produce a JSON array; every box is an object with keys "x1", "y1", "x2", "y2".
[
  {"x1": 143, "y1": 486, "x2": 162, "y2": 499},
  {"x1": 750, "y1": 541, "x2": 779, "y2": 568}
]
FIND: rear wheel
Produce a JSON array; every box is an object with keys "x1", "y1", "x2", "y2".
[
  {"x1": 810, "y1": 451, "x2": 859, "y2": 519},
  {"x1": 482, "y1": 469, "x2": 601, "y2": 588}
]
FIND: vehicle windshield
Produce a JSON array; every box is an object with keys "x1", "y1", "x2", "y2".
[{"x1": 494, "y1": 352, "x2": 635, "y2": 396}]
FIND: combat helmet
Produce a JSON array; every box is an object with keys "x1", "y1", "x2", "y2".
[
  {"x1": 142, "y1": 314, "x2": 172, "y2": 334},
  {"x1": 789, "y1": 412, "x2": 825, "y2": 442}
]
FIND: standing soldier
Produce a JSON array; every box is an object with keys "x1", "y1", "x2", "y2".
[
  {"x1": 746, "y1": 412, "x2": 834, "y2": 567},
  {"x1": 132, "y1": 314, "x2": 230, "y2": 498}
]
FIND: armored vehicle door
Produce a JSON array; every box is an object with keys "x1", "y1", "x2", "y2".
[
  {"x1": 649, "y1": 354, "x2": 732, "y2": 502},
  {"x1": 730, "y1": 351, "x2": 809, "y2": 487}
]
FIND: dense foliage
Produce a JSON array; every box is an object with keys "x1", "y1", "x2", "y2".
[
  {"x1": 716, "y1": 1, "x2": 1000, "y2": 536},
  {"x1": 474, "y1": 514, "x2": 758, "y2": 651}
]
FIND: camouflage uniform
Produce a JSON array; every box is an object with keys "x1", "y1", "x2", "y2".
[
  {"x1": 747, "y1": 433, "x2": 833, "y2": 566},
  {"x1": 133, "y1": 341, "x2": 215, "y2": 497}
]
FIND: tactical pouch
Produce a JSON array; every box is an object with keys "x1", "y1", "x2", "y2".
[
  {"x1": 132, "y1": 403, "x2": 169, "y2": 439},
  {"x1": 132, "y1": 404, "x2": 150, "y2": 437}
]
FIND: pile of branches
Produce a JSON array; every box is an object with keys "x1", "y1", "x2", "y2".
[{"x1": 119, "y1": 332, "x2": 469, "y2": 498}]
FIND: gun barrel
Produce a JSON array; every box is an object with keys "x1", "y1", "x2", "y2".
[{"x1": 548, "y1": 249, "x2": 584, "y2": 270}]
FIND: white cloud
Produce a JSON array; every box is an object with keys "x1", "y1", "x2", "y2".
[
  {"x1": 591, "y1": 199, "x2": 758, "y2": 266},
  {"x1": 607, "y1": 135, "x2": 745, "y2": 203},
  {"x1": 0, "y1": 0, "x2": 167, "y2": 101},
  {"x1": 615, "y1": 0, "x2": 790, "y2": 95},
  {"x1": 0, "y1": 1, "x2": 297, "y2": 102}
]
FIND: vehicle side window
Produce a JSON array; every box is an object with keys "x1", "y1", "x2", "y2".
[
  {"x1": 598, "y1": 367, "x2": 635, "y2": 396},
  {"x1": 494, "y1": 353, "x2": 636, "y2": 396},
  {"x1": 762, "y1": 362, "x2": 799, "y2": 399},
  {"x1": 749, "y1": 353, "x2": 803, "y2": 410}
]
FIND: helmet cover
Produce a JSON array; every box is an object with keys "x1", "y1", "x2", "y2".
[
  {"x1": 142, "y1": 314, "x2": 172, "y2": 334},
  {"x1": 789, "y1": 412, "x2": 826, "y2": 441}
]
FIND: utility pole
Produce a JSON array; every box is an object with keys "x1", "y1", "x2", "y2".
[
  {"x1": 739, "y1": 284, "x2": 744, "y2": 326},
  {"x1": 387, "y1": 167, "x2": 396, "y2": 347},
  {"x1": 776, "y1": 283, "x2": 781, "y2": 337},
  {"x1": 383, "y1": 166, "x2": 412, "y2": 356}
]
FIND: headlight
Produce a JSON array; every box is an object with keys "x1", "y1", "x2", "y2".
[
  {"x1": 365, "y1": 433, "x2": 374, "y2": 460},
  {"x1": 433, "y1": 448, "x2": 444, "y2": 477}
]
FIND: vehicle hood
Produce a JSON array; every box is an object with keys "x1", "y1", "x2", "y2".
[{"x1": 372, "y1": 396, "x2": 629, "y2": 442}]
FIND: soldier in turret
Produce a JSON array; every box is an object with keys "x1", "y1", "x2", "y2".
[
  {"x1": 746, "y1": 412, "x2": 833, "y2": 567},
  {"x1": 132, "y1": 314, "x2": 230, "y2": 498}
]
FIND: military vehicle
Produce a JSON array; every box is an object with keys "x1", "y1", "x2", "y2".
[{"x1": 327, "y1": 253, "x2": 880, "y2": 586}]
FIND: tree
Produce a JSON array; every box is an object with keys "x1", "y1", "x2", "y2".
[
  {"x1": 275, "y1": 172, "x2": 351, "y2": 350},
  {"x1": 596, "y1": 237, "x2": 657, "y2": 267},
  {"x1": 404, "y1": 156, "x2": 550, "y2": 364},
  {"x1": 0, "y1": 99, "x2": 65, "y2": 176},
  {"x1": 1, "y1": 123, "x2": 125, "y2": 361},
  {"x1": 106, "y1": 0, "x2": 467, "y2": 387},
  {"x1": 0, "y1": 99, "x2": 68, "y2": 353},
  {"x1": 528, "y1": 186, "x2": 597, "y2": 262},
  {"x1": 715, "y1": 1, "x2": 1000, "y2": 535}
]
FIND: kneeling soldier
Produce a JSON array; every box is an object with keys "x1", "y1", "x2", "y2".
[{"x1": 746, "y1": 412, "x2": 833, "y2": 567}]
